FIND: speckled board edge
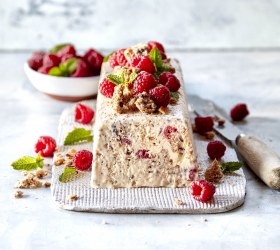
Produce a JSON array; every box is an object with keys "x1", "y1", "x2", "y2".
[{"x1": 50, "y1": 100, "x2": 246, "y2": 214}]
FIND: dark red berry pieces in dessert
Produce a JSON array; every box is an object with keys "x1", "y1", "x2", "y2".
[
  {"x1": 133, "y1": 71, "x2": 157, "y2": 94},
  {"x1": 99, "y1": 78, "x2": 116, "y2": 98},
  {"x1": 83, "y1": 48, "x2": 104, "y2": 75},
  {"x1": 71, "y1": 59, "x2": 91, "y2": 77},
  {"x1": 130, "y1": 56, "x2": 155, "y2": 74},
  {"x1": 159, "y1": 72, "x2": 181, "y2": 92},
  {"x1": 147, "y1": 41, "x2": 165, "y2": 53},
  {"x1": 56, "y1": 45, "x2": 76, "y2": 59},
  {"x1": 207, "y1": 140, "x2": 226, "y2": 160},
  {"x1": 28, "y1": 51, "x2": 45, "y2": 70},
  {"x1": 136, "y1": 149, "x2": 151, "y2": 159},
  {"x1": 35, "y1": 136, "x2": 57, "y2": 157},
  {"x1": 149, "y1": 85, "x2": 170, "y2": 107},
  {"x1": 190, "y1": 179, "x2": 216, "y2": 202},
  {"x1": 73, "y1": 150, "x2": 93, "y2": 171},
  {"x1": 43, "y1": 54, "x2": 60, "y2": 68},
  {"x1": 230, "y1": 103, "x2": 249, "y2": 121},
  {"x1": 194, "y1": 116, "x2": 214, "y2": 134},
  {"x1": 163, "y1": 126, "x2": 178, "y2": 139},
  {"x1": 109, "y1": 48, "x2": 128, "y2": 68},
  {"x1": 188, "y1": 168, "x2": 197, "y2": 181},
  {"x1": 75, "y1": 103, "x2": 94, "y2": 124}
]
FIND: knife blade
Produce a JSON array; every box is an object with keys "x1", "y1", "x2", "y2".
[{"x1": 188, "y1": 95, "x2": 280, "y2": 191}]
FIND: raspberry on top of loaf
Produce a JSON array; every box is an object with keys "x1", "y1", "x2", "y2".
[{"x1": 99, "y1": 41, "x2": 181, "y2": 114}]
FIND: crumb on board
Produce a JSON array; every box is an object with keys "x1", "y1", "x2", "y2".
[
  {"x1": 174, "y1": 198, "x2": 185, "y2": 206},
  {"x1": 44, "y1": 181, "x2": 51, "y2": 188},
  {"x1": 68, "y1": 194, "x2": 78, "y2": 201},
  {"x1": 54, "y1": 158, "x2": 65, "y2": 166},
  {"x1": 35, "y1": 169, "x2": 48, "y2": 179},
  {"x1": 15, "y1": 173, "x2": 43, "y2": 189},
  {"x1": 14, "y1": 190, "x2": 24, "y2": 198},
  {"x1": 66, "y1": 148, "x2": 77, "y2": 159},
  {"x1": 205, "y1": 131, "x2": 215, "y2": 140}
]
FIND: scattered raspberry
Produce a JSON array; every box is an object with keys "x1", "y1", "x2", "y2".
[
  {"x1": 147, "y1": 41, "x2": 165, "y2": 53},
  {"x1": 108, "y1": 49, "x2": 128, "y2": 68},
  {"x1": 130, "y1": 56, "x2": 155, "y2": 74},
  {"x1": 83, "y1": 48, "x2": 104, "y2": 75},
  {"x1": 57, "y1": 45, "x2": 76, "y2": 59},
  {"x1": 73, "y1": 150, "x2": 93, "y2": 171},
  {"x1": 136, "y1": 149, "x2": 150, "y2": 159},
  {"x1": 37, "y1": 65, "x2": 53, "y2": 74},
  {"x1": 163, "y1": 126, "x2": 178, "y2": 139},
  {"x1": 149, "y1": 85, "x2": 170, "y2": 107},
  {"x1": 230, "y1": 103, "x2": 249, "y2": 121},
  {"x1": 28, "y1": 51, "x2": 45, "y2": 70},
  {"x1": 43, "y1": 53, "x2": 60, "y2": 68},
  {"x1": 35, "y1": 136, "x2": 57, "y2": 157},
  {"x1": 194, "y1": 116, "x2": 214, "y2": 134},
  {"x1": 159, "y1": 72, "x2": 180, "y2": 92},
  {"x1": 99, "y1": 78, "x2": 116, "y2": 98},
  {"x1": 190, "y1": 179, "x2": 216, "y2": 202},
  {"x1": 71, "y1": 59, "x2": 91, "y2": 77},
  {"x1": 207, "y1": 140, "x2": 226, "y2": 160},
  {"x1": 133, "y1": 71, "x2": 157, "y2": 94},
  {"x1": 75, "y1": 103, "x2": 94, "y2": 124}
]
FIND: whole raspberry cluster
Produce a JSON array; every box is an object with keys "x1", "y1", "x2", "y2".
[
  {"x1": 27, "y1": 44, "x2": 104, "y2": 77},
  {"x1": 100, "y1": 41, "x2": 181, "y2": 112}
]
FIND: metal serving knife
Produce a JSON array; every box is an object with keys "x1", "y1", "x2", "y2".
[{"x1": 189, "y1": 95, "x2": 280, "y2": 191}]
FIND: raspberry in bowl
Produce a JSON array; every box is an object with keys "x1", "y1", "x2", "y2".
[{"x1": 24, "y1": 44, "x2": 104, "y2": 102}]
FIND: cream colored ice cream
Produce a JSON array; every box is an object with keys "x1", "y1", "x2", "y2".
[{"x1": 91, "y1": 59, "x2": 197, "y2": 188}]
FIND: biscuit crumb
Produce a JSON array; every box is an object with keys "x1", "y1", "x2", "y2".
[
  {"x1": 14, "y1": 190, "x2": 24, "y2": 198},
  {"x1": 35, "y1": 169, "x2": 48, "y2": 179},
  {"x1": 44, "y1": 181, "x2": 51, "y2": 188},
  {"x1": 15, "y1": 173, "x2": 43, "y2": 189},
  {"x1": 135, "y1": 92, "x2": 157, "y2": 114},
  {"x1": 54, "y1": 158, "x2": 65, "y2": 166},
  {"x1": 55, "y1": 153, "x2": 63, "y2": 158},
  {"x1": 66, "y1": 148, "x2": 77, "y2": 159},
  {"x1": 65, "y1": 160, "x2": 73, "y2": 167},
  {"x1": 218, "y1": 119, "x2": 225, "y2": 126},
  {"x1": 205, "y1": 159, "x2": 224, "y2": 183},
  {"x1": 205, "y1": 131, "x2": 215, "y2": 140},
  {"x1": 174, "y1": 198, "x2": 185, "y2": 206},
  {"x1": 68, "y1": 194, "x2": 78, "y2": 201},
  {"x1": 158, "y1": 106, "x2": 169, "y2": 115}
]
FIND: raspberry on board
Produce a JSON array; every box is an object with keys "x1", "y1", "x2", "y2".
[
  {"x1": 75, "y1": 103, "x2": 94, "y2": 124},
  {"x1": 130, "y1": 56, "x2": 155, "y2": 74},
  {"x1": 73, "y1": 150, "x2": 93, "y2": 171},
  {"x1": 108, "y1": 49, "x2": 128, "y2": 68},
  {"x1": 194, "y1": 116, "x2": 214, "y2": 134},
  {"x1": 230, "y1": 103, "x2": 249, "y2": 121},
  {"x1": 133, "y1": 71, "x2": 158, "y2": 94},
  {"x1": 190, "y1": 179, "x2": 216, "y2": 202},
  {"x1": 149, "y1": 85, "x2": 170, "y2": 107},
  {"x1": 34, "y1": 136, "x2": 57, "y2": 157},
  {"x1": 99, "y1": 78, "x2": 116, "y2": 98},
  {"x1": 207, "y1": 140, "x2": 226, "y2": 160},
  {"x1": 159, "y1": 72, "x2": 181, "y2": 92}
]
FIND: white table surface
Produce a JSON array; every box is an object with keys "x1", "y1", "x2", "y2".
[{"x1": 0, "y1": 51, "x2": 280, "y2": 250}]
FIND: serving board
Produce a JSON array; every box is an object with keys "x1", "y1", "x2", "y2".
[{"x1": 51, "y1": 100, "x2": 246, "y2": 213}]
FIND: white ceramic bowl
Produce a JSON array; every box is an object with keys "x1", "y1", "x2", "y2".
[{"x1": 24, "y1": 62, "x2": 99, "y2": 101}]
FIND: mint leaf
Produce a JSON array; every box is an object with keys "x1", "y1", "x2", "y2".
[
  {"x1": 221, "y1": 162, "x2": 243, "y2": 173},
  {"x1": 60, "y1": 58, "x2": 78, "y2": 75},
  {"x1": 11, "y1": 154, "x2": 44, "y2": 171},
  {"x1": 48, "y1": 67, "x2": 67, "y2": 77},
  {"x1": 103, "y1": 51, "x2": 115, "y2": 62},
  {"x1": 49, "y1": 43, "x2": 70, "y2": 53},
  {"x1": 59, "y1": 167, "x2": 78, "y2": 183},
  {"x1": 149, "y1": 47, "x2": 162, "y2": 70},
  {"x1": 64, "y1": 128, "x2": 93, "y2": 146},
  {"x1": 129, "y1": 72, "x2": 137, "y2": 83},
  {"x1": 170, "y1": 92, "x2": 179, "y2": 102},
  {"x1": 107, "y1": 74, "x2": 123, "y2": 85}
]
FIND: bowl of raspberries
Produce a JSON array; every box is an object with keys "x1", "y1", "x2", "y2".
[{"x1": 24, "y1": 44, "x2": 104, "y2": 101}]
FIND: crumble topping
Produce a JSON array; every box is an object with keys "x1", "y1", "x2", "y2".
[
  {"x1": 124, "y1": 43, "x2": 149, "y2": 60},
  {"x1": 205, "y1": 159, "x2": 224, "y2": 183},
  {"x1": 135, "y1": 92, "x2": 157, "y2": 114}
]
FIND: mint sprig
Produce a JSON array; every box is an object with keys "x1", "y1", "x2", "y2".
[
  {"x1": 107, "y1": 74, "x2": 123, "y2": 85},
  {"x1": 59, "y1": 167, "x2": 78, "y2": 183},
  {"x1": 64, "y1": 128, "x2": 93, "y2": 146},
  {"x1": 11, "y1": 154, "x2": 44, "y2": 171},
  {"x1": 49, "y1": 43, "x2": 71, "y2": 53},
  {"x1": 149, "y1": 47, "x2": 171, "y2": 76},
  {"x1": 107, "y1": 70, "x2": 137, "y2": 86},
  {"x1": 103, "y1": 51, "x2": 115, "y2": 62},
  {"x1": 221, "y1": 162, "x2": 243, "y2": 174},
  {"x1": 48, "y1": 58, "x2": 78, "y2": 77},
  {"x1": 170, "y1": 92, "x2": 179, "y2": 102}
]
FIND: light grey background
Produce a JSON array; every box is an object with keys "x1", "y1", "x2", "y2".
[{"x1": 1, "y1": 0, "x2": 280, "y2": 50}]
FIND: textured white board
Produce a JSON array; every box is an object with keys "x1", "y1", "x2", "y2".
[{"x1": 51, "y1": 100, "x2": 246, "y2": 213}]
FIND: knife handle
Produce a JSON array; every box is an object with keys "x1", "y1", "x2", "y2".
[{"x1": 236, "y1": 135, "x2": 280, "y2": 191}]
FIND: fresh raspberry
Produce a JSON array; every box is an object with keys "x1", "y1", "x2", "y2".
[
  {"x1": 108, "y1": 49, "x2": 128, "y2": 68},
  {"x1": 190, "y1": 179, "x2": 216, "y2": 202},
  {"x1": 28, "y1": 51, "x2": 45, "y2": 70},
  {"x1": 207, "y1": 140, "x2": 226, "y2": 159},
  {"x1": 75, "y1": 103, "x2": 94, "y2": 124},
  {"x1": 133, "y1": 71, "x2": 157, "y2": 94},
  {"x1": 163, "y1": 126, "x2": 178, "y2": 139},
  {"x1": 34, "y1": 136, "x2": 56, "y2": 157},
  {"x1": 73, "y1": 150, "x2": 93, "y2": 171},
  {"x1": 83, "y1": 48, "x2": 104, "y2": 75},
  {"x1": 149, "y1": 85, "x2": 170, "y2": 107},
  {"x1": 230, "y1": 103, "x2": 249, "y2": 121},
  {"x1": 71, "y1": 59, "x2": 91, "y2": 77},
  {"x1": 57, "y1": 45, "x2": 76, "y2": 59},
  {"x1": 43, "y1": 53, "x2": 60, "y2": 68},
  {"x1": 136, "y1": 149, "x2": 150, "y2": 159},
  {"x1": 147, "y1": 41, "x2": 165, "y2": 53},
  {"x1": 159, "y1": 72, "x2": 181, "y2": 92},
  {"x1": 99, "y1": 78, "x2": 116, "y2": 98},
  {"x1": 130, "y1": 56, "x2": 155, "y2": 74},
  {"x1": 194, "y1": 116, "x2": 214, "y2": 134},
  {"x1": 37, "y1": 65, "x2": 53, "y2": 74}
]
